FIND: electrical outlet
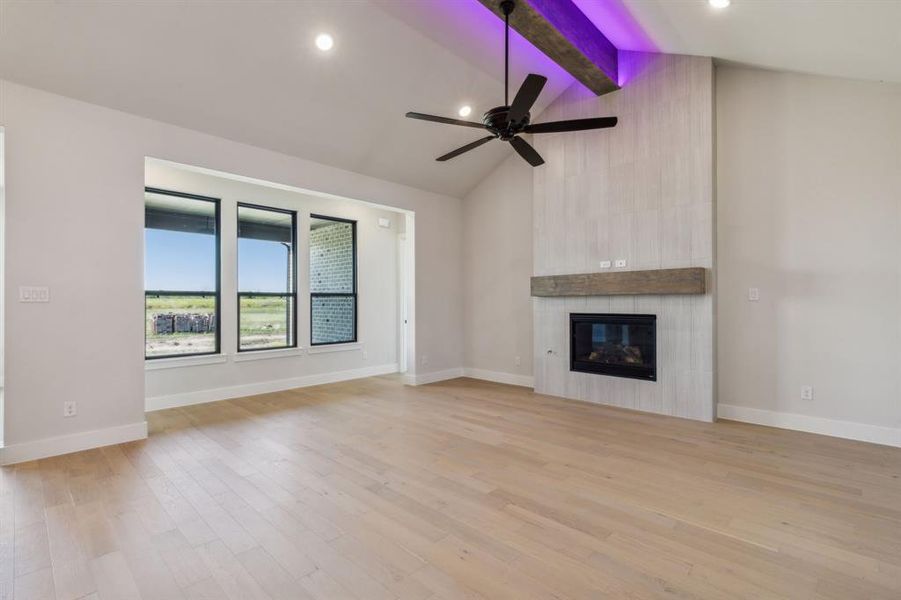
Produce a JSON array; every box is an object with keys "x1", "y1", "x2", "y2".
[
  {"x1": 599, "y1": 260, "x2": 612, "y2": 269},
  {"x1": 748, "y1": 287, "x2": 760, "y2": 301},
  {"x1": 421, "y1": 354, "x2": 429, "y2": 366},
  {"x1": 63, "y1": 401, "x2": 77, "y2": 417},
  {"x1": 515, "y1": 356, "x2": 521, "y2": 366},
  {"x1": 19, "y1": 286, "x2": 50, "y2": 303},
  {"x1": 801, "y1": 386, "x2": 813, "y2": 401},
  {"x1": 362, "y1": 350, "x2": 368, "y2": 360},
  {"x1": 614, "y1": 259, "x2": 627, "y2": 268}
]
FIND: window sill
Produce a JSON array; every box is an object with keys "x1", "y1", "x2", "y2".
[
  {"x1": 307, "y1": 342, "x2": 362, "y2": 355},
  {"x1": 145, "y1": 354, "x2": 228, "y2": 370},
  {"x1": 233, "y1": 347, "x2": 306, "y2": 362}
]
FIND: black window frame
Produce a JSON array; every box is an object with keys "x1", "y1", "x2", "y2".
[
  {"x1": 144, "y1": 187, "x2": 222, "y2": 360},
  {"x1": 309, "y1": 214, "x2": 358, "y2": 346},
  {"x1": 236, "y1": 202, "x2": 298, "y2": 353}
]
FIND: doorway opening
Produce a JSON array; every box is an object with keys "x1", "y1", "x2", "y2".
[{"x1": 1, "y1": 128, "x2": 6, "y2": 446}]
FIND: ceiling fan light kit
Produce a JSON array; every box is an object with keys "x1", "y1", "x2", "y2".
[{"x1": 405, "y1": 0, "x2": 618, "y2": 167}]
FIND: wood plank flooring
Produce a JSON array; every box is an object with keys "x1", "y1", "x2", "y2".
[{"x1": 2, "y1": 375, "x2": 900, "y2": 599}]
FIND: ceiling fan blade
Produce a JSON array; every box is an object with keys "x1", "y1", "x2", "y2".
[
  {"x1": 508, "y1": 74, "x2": 547, "y2": 123},
  {"x1": 509, "y1": 136, "x2": 544, "y2": 167},
  {"x1": 406, "y1": 112, "x2": 486, "y2": 130},
  {"x1": 436, "y1": 136, "x2": 497, "y2": 162},
  {"x1": 525, "y1": 116, "x2": 618, "y2": 134}
]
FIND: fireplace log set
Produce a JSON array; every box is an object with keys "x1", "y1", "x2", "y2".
[{"x1": 585, "y1": 343, "x2": 644, "y2": 365}]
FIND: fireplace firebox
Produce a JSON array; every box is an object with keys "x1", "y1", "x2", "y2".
[{"x1": 570, "y1": 313, "x2": 656, "y2": 381}]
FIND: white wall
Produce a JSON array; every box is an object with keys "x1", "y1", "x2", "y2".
[
  {"x1": 144, "y1": 163, "x2": 400, "y2": 407},
  {"x1": 716, "y1": 66, "x2": 901, "y2": 445},
  {"x1": 0, "y1": 79, "x2": 463, "y2": 462},
  {"x1": 462, "y1": 155, "x2": 534, "y2": 386}
]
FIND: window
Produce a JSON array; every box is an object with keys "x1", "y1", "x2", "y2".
[
  {"x1": 145, "y1": 188, "x2": 220, "y2": 358},
  {"x1": 309, "y1": 215, "x2": 357, "y2": 345},
  {"x1": 237, "y1": 204, "x2": 297, "y2": 351}
]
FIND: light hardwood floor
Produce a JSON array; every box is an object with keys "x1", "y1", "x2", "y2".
[{"x1": 2, "y1": 376, "x2": 900, "y2": 599}]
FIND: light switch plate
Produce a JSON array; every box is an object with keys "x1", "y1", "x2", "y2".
[
  {"x1": 599, "y1": 260, "x2": 612, "y2": 269},
  {"x1": 614, "y1": 259, "x2": 627, "y2": 268},
  {"x1": 19, "y1": 286, "x2": 50, "y2": 303},
  {"x1": 800, "y1": 386, "x2": 813, "y2": 401},
  {"x1": 748, "y1": 287, "x2": 760, "y2": 301},
  {"x1": 377, "y1": 217, "x2": 391, "y2": 229}
]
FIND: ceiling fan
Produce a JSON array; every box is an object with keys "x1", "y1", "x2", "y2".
[{"x1": 405, "y1": 0, "x2": 617, "y2": 167}]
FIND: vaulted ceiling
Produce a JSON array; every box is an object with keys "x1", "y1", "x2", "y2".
[
  {"x1": 1, "y1": 0, "x2": 899, "y2": 198},
  {"x1": 0, "y1": 0, "x2": 571, "y2": 198}
]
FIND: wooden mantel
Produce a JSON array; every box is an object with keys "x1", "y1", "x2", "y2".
[{"x1": 531, "y1": 268, "x2": 707, "y2": 297}]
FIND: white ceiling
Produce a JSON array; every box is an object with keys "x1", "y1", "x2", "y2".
[
  {"x1": 575, "y1": 0, "x2": 901, "y2": 84},
  {"x1": 1, "y1": 1, "x2": 899, "y2": 198}
]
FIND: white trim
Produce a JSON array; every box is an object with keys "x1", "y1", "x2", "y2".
[
  {"x1": 307, "y1": 342, "x2": 362, "y2": 355},
  {"x1": 717, "y1": 404, "x2": 901, "y2": 448},
  {"x1": 146, "y1": 363, "x2": 397, "y2": 411},
  {"x1": 403, "y1": 368, "x2": 465, "y2": 386},
  {"x1": 145, "y1": 353, "x2": 228, "y2": 370},
  {"x1": 233, "y1": 347, "x2": 306, "y2": 362},
  {"x1": 0, "y1": 421, "x2": 148, "y2": 466},
  {"x1": 463, "y1": 368, "x2": 534, "y2": 388}
]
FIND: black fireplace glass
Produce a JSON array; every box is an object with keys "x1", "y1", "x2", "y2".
[{"x1": 570, "y1": 313, "x2": 656, "y2": 381}]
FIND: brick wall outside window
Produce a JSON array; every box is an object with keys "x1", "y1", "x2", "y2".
[{"x1": 310, "y1": 221, "x2": 355, "y2": 343}]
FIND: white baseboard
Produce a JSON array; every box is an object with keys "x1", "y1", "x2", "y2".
[
  {"x1": 403, "y1": 368, "x2": 465, "y2": 386},
  {"x1": 402, "y1": 367, "x2": 535, "y2": 388},
  {"x1": 0, "y1": 421, "x2": 148, "y2": 466},
  {"x1": 146, "y1": 363, "x2": 398, "y2": 411},
  {"x1": 717, "y1": 404, "x2": 901, "y2": 448},
  {"x1": 463, "y1": 368, "x2": 534, "y2": 388}
]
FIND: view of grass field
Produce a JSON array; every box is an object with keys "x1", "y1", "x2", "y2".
[
  {"x1": 145, "y1": 195, "x2": 298, "y2": 357},
  {"x1": 145, "y1": 294, "x2": 292, "y2": 357},
  {"x1": 239, "y1": 295, "x2": 293, "y2": 350}
]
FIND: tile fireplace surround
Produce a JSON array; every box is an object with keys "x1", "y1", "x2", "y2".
[{"x1": 531, "y1": 52, "x2": 715, "y2": 422}]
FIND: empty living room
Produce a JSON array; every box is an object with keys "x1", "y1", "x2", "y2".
[{"x1": 1, "y1": 0, "x2": 900, "y2": 598}]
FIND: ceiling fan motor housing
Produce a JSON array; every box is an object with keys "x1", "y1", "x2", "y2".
[{"x1": 483, "y1": 106, "x2": 529, "y2": 140}]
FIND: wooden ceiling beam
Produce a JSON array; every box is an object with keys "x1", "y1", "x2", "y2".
[{"x1": 477, "y1": 0, "x2": 619, "y2": 96}]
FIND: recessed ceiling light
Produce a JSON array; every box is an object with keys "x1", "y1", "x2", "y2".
[
  {"x1": 458, "y1": 105, "x2": 472, "y2": 118},
  {"x1": 315, "y1": 33, "x2": 334, "y2": 51},
  {"x1": 708, "y1": 0, "x2": 730, "y2": 8}
]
